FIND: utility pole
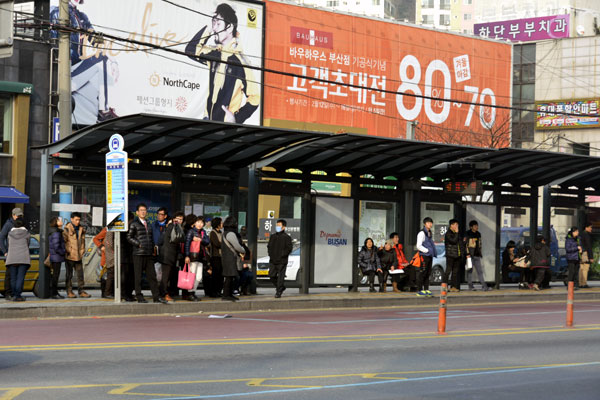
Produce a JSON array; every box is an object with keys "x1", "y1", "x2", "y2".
[
  {"x1": 406, "y1": 121, "x2": 417, "y2": 140},
  {"x1": 57, "y1": 0, "x2": 71, "y2": 139}
]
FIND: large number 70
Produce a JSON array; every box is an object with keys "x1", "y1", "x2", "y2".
[{"x1": 395, "y1": 55, "x2": 496, "y2": 129}]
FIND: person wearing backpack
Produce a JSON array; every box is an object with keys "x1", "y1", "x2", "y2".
[{"x1": 159, "y1": 211, "x2": 185, "y2": 302}]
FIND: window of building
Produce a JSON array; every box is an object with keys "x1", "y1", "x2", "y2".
[
  {"x1": 372, "y1": 0, "x2": 380, "y2": 5},
  {"x1": 572, "y1": 143, "x2": 590, "y2": 156},
  {"x1": 421, "y1": 0, "x2": 434, "y2": 8},
  {"x1": 463, "y1": 0, "x2": 472, "y2": 4},
  {"x1": 326, "y1": 0, "x2": 339, "y2": 6},
  {"x1": 422, "y1": 14, "x2": 434, "y2": 25},
  {"x1": 440, "y1": 0, "x2": 451, "y2": 10},
  {"x1": 512, "y1": 44, "x2": 537, "y2": 146},
  {"x1": 440, "y1": 14, "x2": 450, "y2": 25},
  {"x1": 0, "y1": 95, "x2": 12, "y2": 155},
  {"x1": 464, "y1": 13, "x2": 471, "y2": 20}
]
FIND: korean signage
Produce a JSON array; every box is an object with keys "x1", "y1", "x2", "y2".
[
  {"x1": 443, "y1": 180, "x2": 483, "y2": 195},
  {"x1": 313, "y1": 197, "x2": 354, "y2": 284},
  {"x1": 50, "y1": 0, "x2": 263, "y2": 126},
  {"x1": 263, "y1": 2, "x2": 512, "y2": 147},
  {"x1": 536, "y1": 99, "x2": 600, "y2": 129},
  {"x1": 106, "y1": 134, "x2": 128, "y2": 232},
  {"x1": 259, "y1": 218, "x2": 301, "y2": 241},
  {"x1": 475, "y1": 14, "x2": 569, "y2": 42}
]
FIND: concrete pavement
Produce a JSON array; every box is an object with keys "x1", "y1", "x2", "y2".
[{"x1": 1, "y1": 282, "x2": 600, "y2": 319}]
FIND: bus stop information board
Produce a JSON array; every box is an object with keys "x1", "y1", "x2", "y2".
[{"x1": 106, "y1": 134, "x2": 128, "y2": 231}]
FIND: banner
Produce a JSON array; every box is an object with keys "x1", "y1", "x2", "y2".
[
  {"x1": 263, "y1": 2, "x2": 512, "y2": 147},
  {"x1": 475, "y1": 14, "x2": 569, "y2": 43},
  {"x1": 536, "y1": 99, "x2": 600, "y2": 129},
  {"x1": 50, "y1": 0, "x2": 263, "y2": 127},
  {"x1": 313, "y1": 197, "x2": 354, "y2": 284}
]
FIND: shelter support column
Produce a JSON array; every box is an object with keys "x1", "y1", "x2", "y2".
[
  {"x1": 577, "y1": 189, "x2": 586, "y2": 229},
  {"x1": 38, "y1": 150, "x2": 53, "y2": 298},
  {"x1": 170, "y1": 167, "x2": 182, "y2": 214},
  {"x1": 350, "y1": 175, "x2": 359, "y2": 292},
  {"x1": 494, "y1": 184, "x2": 502, "y2": 289},
  {"x1": 299, "y1": 172, "x2": 311, "y2": 294},
  {"x1": 530, "y1": 186, "x2": 539, "y2": 242},
  {"x1": 542, "y1": 185, "x2": 551, "y2": 244},
  {"x1": 247, "y1": 165, "x2": 259, "y2": 272}
]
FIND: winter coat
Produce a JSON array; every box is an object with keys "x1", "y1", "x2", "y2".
[
  {"x1": 63, "y1": 222, "x2": 86, "y2": 261},
  {"x1": 580, "y1": 231, "x2": 593, "y2": 261},
  {"x1": 159, "y1": 223, "x2": 184, "y2": 266},
  {"x1": 93, "y1": 227, "x2": 107, "y2": 267},
  {"x1": 184, "y1": 227, "x2": 210, "y2": 262},
  {"x1": 392, "y1": 243, "x2": 409, "y2": 268},
  {"x1": 127, "y1": 218, "x2": 153, "y2": 256},
  {"x1": 444, "y1": 230, "x2": 463, "y2": 259},
  {"x1": 358, "y1": 246, "x2": 381, "y2": 273},
  {"x1": 0, "y1": 218, "x2": 15, "y2": 255},
  {"x1": 48, "y1": 227, "x2": 66, "y2": 263},
  {"x1": 104, "y1": 231, "x2": 115, "y2": 269},
  {"x1": 267, "y1": 230, "x2": 293, "y2": 266},
  {"x1": 528, "y1": 241, "x2": 551, "y2": 269},
  {"x1": 464, "y1": 230, "x2": 483, "y2": 258},
  {"x1": 209, "y1": 229, "x2": 222, "y2": 258},
  {"x1": 417, "y1": 227, "x2": 437, "y2": 258},
  {"x1": 378, "y1": 248, "x2": 398, "y2": 270},
  {"x1": 221, "y1": 229, "x2": 245, "y2": 277},
  {"x1": 565, "y1": 234, "x2": 580, "y2": 261},
  {"x1": 6, "y1": 227, "x2": 31, "y2": 266}
]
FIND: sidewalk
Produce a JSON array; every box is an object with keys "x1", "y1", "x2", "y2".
[{"x1": 1, "y1": 283, "x2": 599, "y2": 319}]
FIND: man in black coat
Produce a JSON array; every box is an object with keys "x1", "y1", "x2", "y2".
[
  {"x1": 444, "y1": 219, "x2": 464, "y2": 292},
  {"x1": 579, "y1": 223, "x2": 594, "y2": 288},
  {"x1": 127, "y1": 203, "x2": 165, "y2": 304},
  {"x1": 268, "y1": 219, "x2": 293, "y2": 298}
]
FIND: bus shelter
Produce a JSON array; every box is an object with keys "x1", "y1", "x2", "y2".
[{"x1": 34, "y1": 114, "x2": 600, "y2": 298}]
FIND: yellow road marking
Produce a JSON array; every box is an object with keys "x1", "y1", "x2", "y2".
[
  {"x1": 0, "y1": 389, "x2": 26, "y2": 400},
  {"x1": 1, "y1": 325, "x2": 599, "y2": 352}
]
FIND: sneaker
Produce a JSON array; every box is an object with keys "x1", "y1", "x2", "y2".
[
  {"x1": 154, "y1": 298, "x2": 168, "y2": 304},
  {"x1": 67, "y1": 292, "x2": 77, "y2": 298},
  {"x1": 164, "y1": 294, "x2": 174, "y2": 302},
  {"x1": 274, "y1": 292, "x2": 281, "y2": 298},
  {"x1": 469, "y1": 287, "x2": 477, "y2": 291},
  {"x1": 533, "y1": 284, "x2": 540, "y2": 291},
  {"x1": 14, "y1": 296, "x2": 25, "y2": 302},
  {"x1": 79, "y1": 291, "x2": 91, "y2": 298},
  {"x1": 416, "y1": 291, "x2": 427, "y2": 297},
  {"x1": 137, "y1": 297, "x2": 148, "y2": 303}
]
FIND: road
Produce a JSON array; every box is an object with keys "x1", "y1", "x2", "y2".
[{"x1": 1, "y1": 300, "x2": 599, "y2": 399}]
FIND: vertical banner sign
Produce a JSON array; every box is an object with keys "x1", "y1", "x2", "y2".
[
  {"x1": 106, "y1": 134, "x2": 128, "y2": 232},
  {"x1": 313, "y1": 197, "x2": 354, "y2": 284},
  {"x1": 264, "y1": 2, "x2": 512, "y2": 147}
]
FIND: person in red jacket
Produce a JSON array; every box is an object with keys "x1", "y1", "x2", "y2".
[{"x1": 389, "y1": 232, "x2": 410, "y2": 292}]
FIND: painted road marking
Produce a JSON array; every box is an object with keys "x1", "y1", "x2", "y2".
[
  {"x1": 1, "y1": 324, "x2": 600, "y2": 352},
  {"x1": 1, "y1": 362, "x2": 598, "y2": 400}
]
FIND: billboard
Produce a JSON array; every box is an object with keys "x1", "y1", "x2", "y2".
[
  {"x1": 50, "y1": 0, "x2": 263, "y2": 127},
  {"x1": 536, "y1": 99, "x2": 600, "y2": 129},
  {"x1": 263, "y1": 2, "x2": 512, "y2": 147},
  {"x1": 475, "y1": 14, "x2": 569, "y2": 43}
]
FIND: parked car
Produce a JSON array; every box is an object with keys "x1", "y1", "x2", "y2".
[
  {"x1": 256, "y1": 247, "x2": 301, "y2": 281},
  {"x1": 0, "y1": 235, "x2": 41, "y2": 296},
  {"x1": 430, "y1": 243, "x2": 446, "y2": 285}
]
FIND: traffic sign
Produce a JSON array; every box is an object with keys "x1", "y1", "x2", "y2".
[{"x1": 106, "y1": 134, "x2": 128, "y2": 232}]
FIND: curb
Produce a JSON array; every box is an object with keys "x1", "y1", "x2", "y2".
[{"x1": 2, "y1": 290, "x2": 600, "y2": 319}]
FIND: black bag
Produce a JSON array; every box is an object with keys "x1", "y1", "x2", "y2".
[{"x1": 170, "y1": 223, "x2": 185, "y2": 244}]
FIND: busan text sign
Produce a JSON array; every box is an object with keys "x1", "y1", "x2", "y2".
[
  {"x1": 474, "y1": 14, "x2": 569, "y2": 43},
  {"x1": 263, "y1": 2, "x2": 512, "y2": 148}
]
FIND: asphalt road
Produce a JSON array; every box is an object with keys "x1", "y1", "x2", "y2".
[{"x1": 1, "y1": 301, "x2": 599, "y2": 400}]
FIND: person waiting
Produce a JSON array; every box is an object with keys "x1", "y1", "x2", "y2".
[
  {"x1": 528, "y1": 235, "x2": 551, "y2": 291},
  {"x1": 358, "y1": 238, "x2": 381, "y2": 293},
  {"x1": 377, "y1": 239, "x2": 397, "y2": 293}
]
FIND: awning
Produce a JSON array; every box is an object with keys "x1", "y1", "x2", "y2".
[{"x1": 0, "y1": 187, "x2": 29, "y2": 203}]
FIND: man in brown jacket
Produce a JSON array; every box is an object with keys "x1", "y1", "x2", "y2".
[{"x1": 62, "y1": 212, "x2": 91, "y2": 298}]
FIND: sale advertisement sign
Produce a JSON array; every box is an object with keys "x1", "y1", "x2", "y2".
[
  {"x1": 263, "y1": 2, "x2": 512, "y2": 147},
  {"x1": 536, "y1": 99, "x2": 600, "y2": 129}
]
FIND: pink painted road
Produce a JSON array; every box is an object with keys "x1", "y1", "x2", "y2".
[{"x1": 2, "y1": 300, "x2": 600, "y2": 346}]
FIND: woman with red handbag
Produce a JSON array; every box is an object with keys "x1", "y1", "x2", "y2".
[{"x1": 183, "y1": 216, "x2": 210, "y2": 301}]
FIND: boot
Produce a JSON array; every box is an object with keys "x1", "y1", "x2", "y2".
[
  {"x1": 392, "y1": 282, "x2": 401, "y2": 293},
  {"x1": 369, "y1": 282, "x2": 376, "y2": 292},
  {"x1": 380, "y1": 283, "x2": 386, "y2": 293}
]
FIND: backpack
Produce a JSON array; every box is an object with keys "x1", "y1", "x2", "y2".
[
  {"x1": 170, "y1": 223, "x2": 185, "y2": 244},
  {"x1": 409, "y1": 252, "x2": 424, "y2": 268}
]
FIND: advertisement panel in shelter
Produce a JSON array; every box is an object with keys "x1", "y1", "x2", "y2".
[{"x1": 263, "y1": 2, "x2": 512, "y2": 147}]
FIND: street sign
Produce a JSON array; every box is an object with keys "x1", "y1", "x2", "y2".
[{"x1": 106, "y1": 134, "x2": 128, "y2": 232}]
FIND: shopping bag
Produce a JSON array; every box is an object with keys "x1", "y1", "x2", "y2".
[
  {"x1": 178, "y1": 263, "x2": 196, "y2": 290},
  {"x1": 466, "y1": 257, "x2": 473, "y2": 270}
]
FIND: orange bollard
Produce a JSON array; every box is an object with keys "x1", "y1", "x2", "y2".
[
  {"x1": 437, "y1": 283, "x2": 448, "y2": 335},
  {"x1": 566, "y1": 281, "x2": 574, "y2": 328}
]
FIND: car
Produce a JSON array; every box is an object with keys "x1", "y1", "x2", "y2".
[
  {"x1": 430, "y1": 243, "x2": 447, "y2": 285},
  {"x1": 0, "y1": 235, "x2": 41, "y2": 297},
  {"x1": 256, "y1": 247, "x2": 301, "y2": 281}
]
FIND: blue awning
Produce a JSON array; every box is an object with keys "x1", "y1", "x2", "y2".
[{"x1": 0, "y1": 187, "x2": 29, "y2": 203}]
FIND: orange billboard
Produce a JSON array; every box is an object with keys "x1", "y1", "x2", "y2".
[{"x1": 263, "y1": 2, "x2": 512, "y2": 147}]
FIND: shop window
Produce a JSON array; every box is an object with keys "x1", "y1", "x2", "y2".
[
  {"x1": 0, "y1": 95, "x2": 12, "y2": 155},
  {"x1": 572, "y1": 143, "x2": 590, "y2": 156}
]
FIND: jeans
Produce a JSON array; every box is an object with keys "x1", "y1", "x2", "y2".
[
  {"x1": 8, "y1": 264, "x2": 29, "y2": 298},
  {"x1": 65, "y1": 260, "x2": 85, "y2": 293},
  {"x1": 3, "y1": 266, "x2": 11, "y2": 297},
  {"x1": 416, "y1": 256, "x2": 432, "y2": 291},
  {"x1": 467, "y1": 256, "x2": 488, "y2": 290}
]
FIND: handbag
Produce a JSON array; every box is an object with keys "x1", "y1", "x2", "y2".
[
  {"x1": 170, "y1": 223, "x2": 185, "y2": 244},
  {"x1": 466, "y1": 257, "x2": 473, "y2": 270},
  {"x1": 177, "y1": 262, "x2": 196, "y2": 290},
  {"x1": 44, "y1": 254, "x2": 51, "y2": 268},
  {"x1": 190, "y1": 237, "x2": 201, "y2": 254}
]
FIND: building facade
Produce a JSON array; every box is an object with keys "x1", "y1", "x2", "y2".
[{"x1": 293, "y1": 0, "x2": 415, "y2": 21}]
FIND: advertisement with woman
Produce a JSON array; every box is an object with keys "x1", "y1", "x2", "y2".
[{"x1": 50, "y1": 0, "x2": 263, "y2": 127}]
